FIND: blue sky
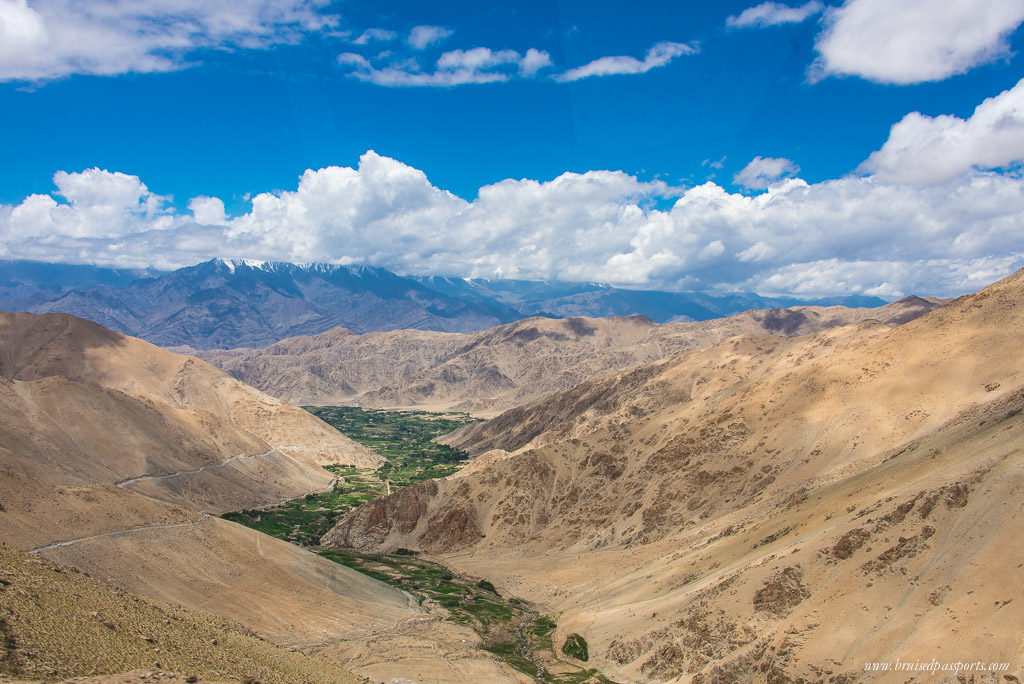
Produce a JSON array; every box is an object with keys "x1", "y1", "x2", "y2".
[{"x1": 2, "y1": 0, "x2": 1024, "y2": 297}]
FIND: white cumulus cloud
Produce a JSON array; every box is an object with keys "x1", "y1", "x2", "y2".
[
  {"x1": 407, "y1": 25, "x2": 453, "y2": 50},
  {"x1": 727, "y1": 1, "x2": 824, "y2": 28},
  {"x1": 0, "y1": 0, "x2": 338, "y2": 81},
  {"x1": 555, "y1": 41, "x2": 698, "y2": 82},
  {"x1": 734, "y1": 156, "x2": 800, "y2": 189},
  {"x1": 2, "y1": 168, "x2": 173, "y2": 249},
  {"x1": 860, "y1": 77, "x2": 1024, "y2": 183},
  {"x1": 519, "y1": 47, "x2": 553, "y2": 77},
  {"x1": 813, "y1": 0, "x2": 1024, "y2": 84},
  {"x1": 189, "y1": 196, "x2": 227, "y2": 225}
]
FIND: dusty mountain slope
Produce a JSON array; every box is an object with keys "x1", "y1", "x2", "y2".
[
  {"x1": 0, "y1": 311, "x2": 416, "y2": 659},
  {"x1": 0, "y1": 543, "x2": 359, "y2": 683},
  {"x1": 325, "y1": 271, "x2": 1024, "y2": 682},
  {"x1": 0, "y1": 375, "x2": 333, "y2": 525},
  {"x1": 200, "y1": 296, "x2": 941, "y2": 413},
  {"x1": 34, "y1": 516, "x2": 414, "y2": 649},
  {"x1": 198, "y1": 325, "x2": 463, "y2": 409},
  {"x1": 0, "y1": 311, "x2": 378, "y2": 469}
]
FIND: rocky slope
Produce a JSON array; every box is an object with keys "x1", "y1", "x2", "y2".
[
  {"x1": 324, "y1": 270, "x2": 1024, "y2": 682},
  {"x1": 200, "y1": 295, "x2": 942, "y2": 414}
]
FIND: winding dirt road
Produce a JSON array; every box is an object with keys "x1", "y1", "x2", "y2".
[
  {"x1": 113, "y1": 449, "x2": 276, "y2": 489},
  {"x1": 28, "y1": 514, "x2": 211, "y2": 554}
]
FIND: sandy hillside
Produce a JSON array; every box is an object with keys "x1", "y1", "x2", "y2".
[
  {"x1": 198, "y1": 296, "x2": 941, "y2": 413},
  {"x1": 325, "y1": 271, "x2": 1024, "y2": 682}
]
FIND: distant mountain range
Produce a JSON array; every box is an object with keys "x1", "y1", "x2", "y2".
[
  {"x1": 0, "y1": 259, "x2": 159, "y2": 311},
  {"x1": 198, "y1": 296, "x2": 941, "y2": 413},
  {"x1": 0, "y1": 258, "x2": 520, "y2": 349},
  {"x1": 0, "y1": 258, "x2": 887, "y2": 349},
  {"x1": 411, "y1": 275, "x2": 886, "y2": 321}
]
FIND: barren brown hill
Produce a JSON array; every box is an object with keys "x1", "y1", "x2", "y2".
[
  {"x1": 199, "y1": 296, "x2": 941, "y2": 414},
  {"x1": 0, "y1": 311, "x2": 379, "y2": 469},
  {"x1": 325, "y1": 272, "x2": 1024, "y2": 682},
  {"x1": 0, "y1": 311, "x2": 419, "y2": 669},
  {"x1": 0, "y1": 381, "x2": 414, "y2": 648}
]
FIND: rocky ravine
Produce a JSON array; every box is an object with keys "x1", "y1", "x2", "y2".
[{"x1": 324, "y1": 270, "x2": 1024, "y2": 682}]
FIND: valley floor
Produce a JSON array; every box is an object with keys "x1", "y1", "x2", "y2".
[{"x1": 221, "y1": 406, "x2": 615, "y2": 683}]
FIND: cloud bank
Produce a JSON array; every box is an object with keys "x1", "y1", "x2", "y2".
[
  {"x1": 3, "y1": 83, "x2": 1024, "y2": 298},
  {"x1": 2, "y1": 158, "x2": 1021, "y2": 298},
  {"x1": 0, "y1": 0, "x2": 337, "y2": 81}
]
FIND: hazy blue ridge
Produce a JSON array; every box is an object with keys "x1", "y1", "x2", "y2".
[{"x1": 0, "y1": 259, "x2": 885, "y2": 349}]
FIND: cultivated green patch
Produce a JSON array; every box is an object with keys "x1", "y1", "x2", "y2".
[
  {"x1": 562, "y1": 633, "x2": 590, "y2": 662},
  {"x1": 222, "y1": 466, "x2": 382, "y2": 546},
  {"x1": 309, "y1": 406, "x2": 478, "y2": 487},
  {"x1": 222, "y1": 407, "x2": 478, "y2": 545},
  {"x1": 319, "y1": 548, "x2": 520, "y2": 633},
  {"x1": 222, "y1": 406, "x2": 616, "y2": 683}
]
